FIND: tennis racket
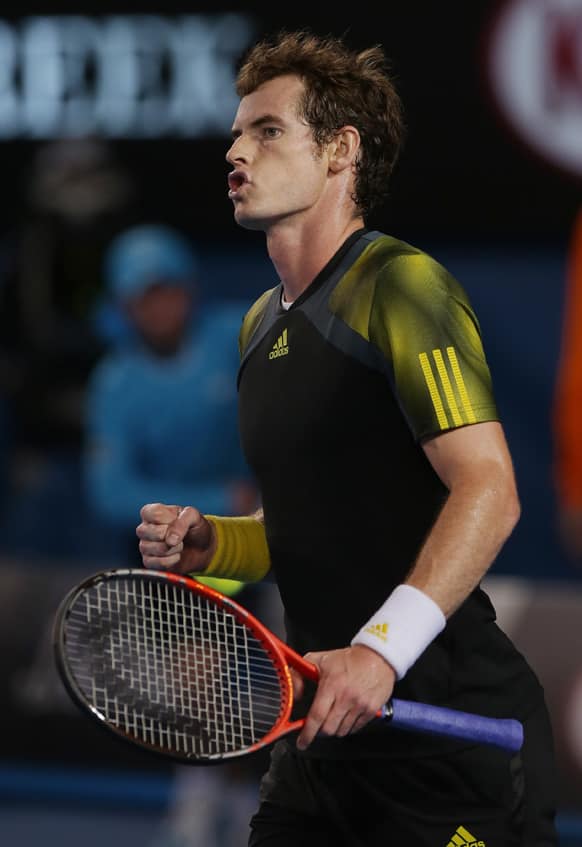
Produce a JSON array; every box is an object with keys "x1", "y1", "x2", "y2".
[{"x1": 53, "y1": 569, "x2": 524, "y2": 763}]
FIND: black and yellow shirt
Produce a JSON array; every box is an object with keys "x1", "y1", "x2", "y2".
[{"x1": 238, "y1": 229, "x2": 542, "y2": 757}]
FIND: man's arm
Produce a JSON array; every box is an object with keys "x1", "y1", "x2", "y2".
[
  {"x1": 296, "y1": 420, "x2": 519, "y2": 749},
  {"x1": 407, "y1": 420, "x2": 520, "y2": 615}
]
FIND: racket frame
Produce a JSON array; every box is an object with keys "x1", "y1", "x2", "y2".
[{"x1": 54, "y1": 568, "x2": 316, "y2": 764}]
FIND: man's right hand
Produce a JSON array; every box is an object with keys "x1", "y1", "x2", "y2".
[{"x1": 136, "y1": 503, "x2": 217, "y2": 574}]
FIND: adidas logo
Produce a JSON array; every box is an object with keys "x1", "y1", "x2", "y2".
[
  {"x1": 269, "y1": 328, "x2": 289, "y2": 360},
  {"x1": 363, "y1": 622, "x2": 388, "y2": 642},
  {"x1": 445, "y1": 825, "x2": 485, "y2": 847}
]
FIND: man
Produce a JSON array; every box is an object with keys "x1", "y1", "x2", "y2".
[{"x1": 137, "y1": 31, "x2": 557, "y2": 845}]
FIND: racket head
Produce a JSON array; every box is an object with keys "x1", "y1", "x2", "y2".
[{"x1": 53, "y1": 568, "x2": 295, "y2": 764}]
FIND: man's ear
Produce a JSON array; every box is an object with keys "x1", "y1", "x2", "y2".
[{"x1": 328, "y1": 126, "x2": 361, "y2": 174}]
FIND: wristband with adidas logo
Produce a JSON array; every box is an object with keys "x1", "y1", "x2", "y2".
[{"x1": 351, "y1": 584, "x2": 446, "y2": 680}]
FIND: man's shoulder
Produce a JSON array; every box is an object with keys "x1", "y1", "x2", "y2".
[
  {"x1": 330, "y1": 233, "x2": 463, "y2": 322},
  {"x1": 243, "y1": 286, "x2": 279, "y2": 321},
  {"x1": 360, "y1": 233, "x2": 468, "y2": 304},
  {"x1": 239, "y1": 286, "x2": 279, "y2": 356}
]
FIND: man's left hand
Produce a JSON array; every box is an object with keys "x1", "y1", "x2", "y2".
[{"x1": 296, "y1": 645, "x2": 396, "y2": 750}]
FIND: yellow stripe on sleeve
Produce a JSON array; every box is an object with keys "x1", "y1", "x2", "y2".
[
  {"x1": 447, "y1": 347, "x2": 476, "y2": 423},
  {"x1": 419, "y1": 352, "x2": 449, "y2": 430},
  {"x1": 432, "y1": 348, "x2": 463, "y2": 426}
]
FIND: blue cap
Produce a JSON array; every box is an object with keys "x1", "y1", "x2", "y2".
[{"x1": 105, "y1": 224, "x2": 199, "y2": 301}]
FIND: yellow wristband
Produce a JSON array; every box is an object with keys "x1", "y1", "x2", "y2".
[{"x1": 198, "y1": 516, "x2": 271, "y2": 583}]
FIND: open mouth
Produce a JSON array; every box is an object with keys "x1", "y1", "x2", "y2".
[{"x1": 228, "y1": 170, "x2": 248, "y2": 193}]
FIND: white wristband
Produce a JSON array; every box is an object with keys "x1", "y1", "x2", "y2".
[{"x1": 351, "y1": 584, "x2": 446, "y2": 680}]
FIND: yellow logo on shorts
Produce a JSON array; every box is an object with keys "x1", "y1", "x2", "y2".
[{"x1": 445, "y1": 825, "x2": 485, "y2": 847}]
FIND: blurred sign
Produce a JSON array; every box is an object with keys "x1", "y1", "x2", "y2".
[
  {"x1": 484, "y1": 0, "x2": 582, "y2": 180},
  {"x1": 0, "y1": 14, "x2": 255, "y2": 139}
]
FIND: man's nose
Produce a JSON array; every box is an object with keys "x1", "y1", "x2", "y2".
[{"x1": 226, "y1": 135, "x2": 248, "y2": 165}]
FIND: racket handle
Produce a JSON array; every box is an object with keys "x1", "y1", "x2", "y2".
[{"x1": 380, "y1": 698, "x2": 524, "y2": 753}]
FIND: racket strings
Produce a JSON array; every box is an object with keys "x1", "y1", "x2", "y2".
[{"x1": 64, "y1": 578, "x2": 287, "y2": 759}]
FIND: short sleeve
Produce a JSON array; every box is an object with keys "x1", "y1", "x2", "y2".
[{"x1": 369, "y1": 253, "x2": 499, "y2": 441}]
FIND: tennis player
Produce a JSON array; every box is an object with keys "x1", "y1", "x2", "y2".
[{"x1": 137, "y1": 30, "x2": 558, "y2": 845}]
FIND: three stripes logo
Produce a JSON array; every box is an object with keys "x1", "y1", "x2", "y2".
[
  {"x1": 363, "y1": 622, "x2": 388, "y2": 642},
  {"x1": 445, "y1": 825, "x2": 486, "y2": 847},
  {"x1": 419, "y1": 346, "x2": 476, "y2": 430},
  {"x1": 269, "y1": 328, "x2": 289, "y2": 360}
]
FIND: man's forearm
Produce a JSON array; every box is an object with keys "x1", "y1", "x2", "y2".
[{"x1": 352, "y1": 423, "x2": 520, "y2": 680}]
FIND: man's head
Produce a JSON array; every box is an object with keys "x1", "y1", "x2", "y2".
[
  {"x1": 105, "y1": 224, "x2": 199, "y2": 354},
  {"x1": 230, "y1": 30, "x2": 404, "y2": 222}
]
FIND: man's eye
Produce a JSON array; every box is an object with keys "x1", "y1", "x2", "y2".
[{"x1": 263, "y1": 127, "x2": 281, "y2": 138}]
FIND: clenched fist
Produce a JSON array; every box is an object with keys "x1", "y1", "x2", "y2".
[{"x1": 136, "y1": 503, "x2": 217, "y2": 574}]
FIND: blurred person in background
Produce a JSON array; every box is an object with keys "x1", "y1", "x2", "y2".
[
  {"x1": 554, "y1": 208, "x2": 582, "y2": 566},
  {"x1": 84, "y1": 222, "x2": 263, "y2": 847},
  {"x1": 85, "y1": 217, "x2": 286, "y2": 615},
  {"x1": 84, "y1": 222, "x2": 256, "y2": 543}
]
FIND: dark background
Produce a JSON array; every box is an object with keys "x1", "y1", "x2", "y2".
[
  {"x1": 1, "y1": 2, "x2": 582, "y2": 843},
  {"x1": 0, "y1": 1, "x2": 579, "y2": 245}
]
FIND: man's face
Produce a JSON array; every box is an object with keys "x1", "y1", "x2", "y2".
[{"x1": 226, "y1": 75, "x2": 330, "y2": 230}]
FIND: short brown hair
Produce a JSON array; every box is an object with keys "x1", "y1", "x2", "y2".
[{"x1": 236, "y1": 30, "x2": 405, "y2": 218}]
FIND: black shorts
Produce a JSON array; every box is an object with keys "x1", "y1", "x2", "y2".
[{"x1": 248, "y1": 700, "x2": 558, "y2": 847}]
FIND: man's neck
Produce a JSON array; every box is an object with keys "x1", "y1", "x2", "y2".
[{"x1": 266, "y1": 215, "x2": 365, "y2": 303}]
